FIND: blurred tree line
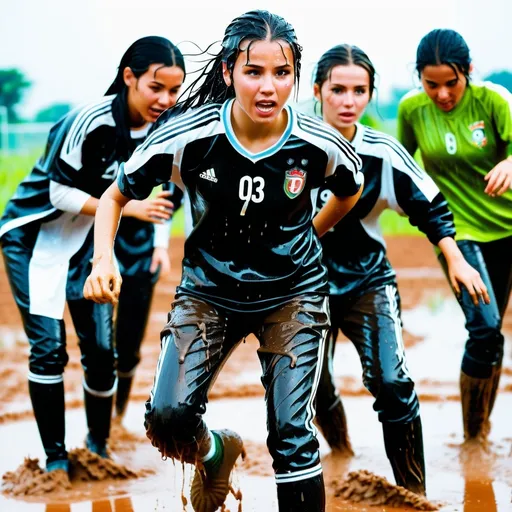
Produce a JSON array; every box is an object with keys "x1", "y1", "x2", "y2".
[{"x1": 1, "y1": 67, "x2": 512, "y2": 124}]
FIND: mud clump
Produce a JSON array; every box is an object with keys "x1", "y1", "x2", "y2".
[
  {"x1": 68, "y1": 448, "x2": 147, "y2": 480},
  {"x1": 335, "y1": 470, "x2": 439, "y2": 510},
  {"x1": 2, "y1": 458, "x2": 71, "y2": 496},
  {"x1": 2, "y1": 448, "x2": 152, "y2": 497}
]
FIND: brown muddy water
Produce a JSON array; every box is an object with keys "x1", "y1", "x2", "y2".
[{"x1": 0, "y1": 237, "x2": 511, "y2": 511}]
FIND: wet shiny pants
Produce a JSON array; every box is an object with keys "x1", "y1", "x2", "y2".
[
  {"x1": 145, "y1": 294, "x2": 330, "y2": 511},
  {"x1": 114, "y1": 271, "x2": 158, "y2": 418},
  {"x1": 1, "y1": 228, "x2": 116, "y2": 465},
  {"x1": 438, "y1": 237, "x2": 512, "y2": 441},
  {"x1": 316, "y1": 284, "x2": 425, "y2": 494}
]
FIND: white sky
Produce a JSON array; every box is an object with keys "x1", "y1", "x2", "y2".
[{"x1": 1, "y1": 0, "x2": 510, "y2": 117}]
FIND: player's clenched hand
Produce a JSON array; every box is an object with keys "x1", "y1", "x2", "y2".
[
  {"x1": 150, "y1": 247, "x2": 171, "y2": 278},
  {"x1": 447, "y1": 258, "x2": 490, "y2": 306},
  {"x1": 83, "y1": 256, "x2": 122, "y2": 305},
  {"x1": 123, "y1": 191, "x2": 174, "y2": 223},
  {"x1": 484, "y1": 158, "x2": 512, "y2": 197}
]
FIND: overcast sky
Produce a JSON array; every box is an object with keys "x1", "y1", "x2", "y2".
[{"x1": 1, "y1": 0, "x2": 510, "y2": 117}]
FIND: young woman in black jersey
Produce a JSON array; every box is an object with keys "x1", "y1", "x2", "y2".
[
  {"x1": 84, "y1": 10, "x2": 363, "y2": 512},
  {"x1": 0, "y1": 36, "x2": 184, "y2": 476},
  {"x1": 310, "y1": 44, "x2": 489, "y2": 496}
]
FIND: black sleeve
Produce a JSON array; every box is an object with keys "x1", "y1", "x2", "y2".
[
  {"x1": 325, "y1": 162, "x2": 364, "y2": 197},
  {"x1": 393, "y1": 167, "x2": 456, "y2": 245},
  {"x1": 163, "y1": 181, "x2": 184, "y2": 211}
]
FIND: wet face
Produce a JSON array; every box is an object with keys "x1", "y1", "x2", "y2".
[
  {"x1": 124, "y1": 63, "x2": 185, "y2": 125},
  {"x1": 224, "y1": 38, "x2": 295, "y2": 126},
  {"x1": 314, "y1": 64, "x2": 371, "y2": 140},
  {"x1": 420, "y1": 64, "x2": 467, "y2": 113}
]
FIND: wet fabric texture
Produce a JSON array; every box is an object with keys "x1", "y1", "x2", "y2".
[
  {"x1": 317, "y1": 284, "x2": 419, "y2": 424},
  {"x1": 145, "y1": 293, "x2": 329, "y2": 479},
  {"x1": 438, "y1": 237, "x2": 512, "y2": 378}
]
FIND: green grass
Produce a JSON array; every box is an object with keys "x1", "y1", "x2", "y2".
[
  {"x1": 0, "y1": 152, "x2": 39, "y2": 213},
  {"x1": 0, "y1": 143, "x2": 423, "y2": 237}
]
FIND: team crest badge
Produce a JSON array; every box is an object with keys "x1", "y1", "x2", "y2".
[
  {"x1": 284, "y1": 169, "x2": 307, "y2": 199},
  {"x1": 469, "y1": 121, "x2": 487, "y2": 148}
]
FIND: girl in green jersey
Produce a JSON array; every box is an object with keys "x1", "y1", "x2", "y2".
[{"x1": 398, "y1": 28, "x2": 512, "y2": 451}]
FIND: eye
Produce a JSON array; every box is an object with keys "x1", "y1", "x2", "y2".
[
  {"x1": 331, "y1": 87, "x2": 343, "y2": 94},
  {"x1": 246, "y1": 69, "x2": 260, "y2": 76},
  {"x1": 355, "y1": 88, "x2": 366, "y2": 95},
  {"x1": 446, "y1": 79, "x2": 458, "y2": 87},
  {"x1": 149, "y1": 85, "x2": 161, "y2": 92},
  {"x1": 276, "y1": 69, "x2": 291, "y2": 77}
]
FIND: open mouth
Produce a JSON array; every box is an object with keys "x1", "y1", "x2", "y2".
[
  {"x1": 149, "y1": 107, "x2": 165, "y2": 118},
  {"x1": 255, "y1": 101, "x2": 276, "y2": 114}
]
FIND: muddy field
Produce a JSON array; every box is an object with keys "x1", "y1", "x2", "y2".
[{"x1": 0, "y1": 235, "x2": 511, "y2": 511}]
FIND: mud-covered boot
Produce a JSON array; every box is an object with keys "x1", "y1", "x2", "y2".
[
  {"x1": 115, "y1": 375, "x2": 134, "y2": 420},
  {"x1": 460, "y1": 367, "x2": 501, "y2": 445},
  {"x1": 277, "y1": 473, "x2": 326, "y2": 512},
  {"x1": 382, "y1": 416, "x2": 426, "y2": 496},
  {"x1": 315, "y1": 396, "x2": 354, "y2": 456},
  {"x1": 190, "y1": 429, "x2": 244, "y2": 512}
]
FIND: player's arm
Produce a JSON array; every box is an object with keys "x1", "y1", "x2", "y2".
[
  {"x1": 391, "y1": 148, "x2": 489, "y2": 306},
  {"x1": 483, "y1": 86, "x2": 512, "y2": 196},
  {"x1": 314, "y1": 139, "x2": 364, "y2": 237}
]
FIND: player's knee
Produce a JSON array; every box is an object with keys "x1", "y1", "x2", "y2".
[
  {"x1": 375, "y1": 373, "x2": 419, "y2": 423},
  {"x1": 29, "y1": 347, "x2": 68, "y2": 376}
]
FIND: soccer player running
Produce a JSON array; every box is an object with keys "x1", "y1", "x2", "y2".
[
  {"x1": 0, "y1": 37, "x2": 184, "y2": 476},
  {"x1": 398, "y1": 29, "x2": 512, "y2": 452},
  {"x1": 311, "y1": 44, "x2": 489, "y2": 496},
  {"x1": 83, "y1": 10, "x2": 364, "y2": 512}
]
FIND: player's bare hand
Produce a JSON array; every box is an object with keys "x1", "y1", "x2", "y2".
[
  {"x1": 123, "y1": 192, "x2": 174, "y2": 223},
  {"x1": 484, "y1": 159, "x2": 512, "y2": 197},
  {"x1": 447, "y1": 258, "x2": 490, "y2": 306},
  {"x1": 149, "y1": 247, "x2": 171, "y2": 278},
  {"x1": 83, "y1": 256, "x2": 122, "y2": 305}
]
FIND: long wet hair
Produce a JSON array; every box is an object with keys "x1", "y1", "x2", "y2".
[
  {"x1": 178, "y1": 10, "x2": 302, "y2": 111},
  {"x1": 416, "y1": 29, "x2": 471, "y2": 83},
  {"x1": 313, "y1": 44, "x2": 376, "y2": 116},
  {"x1": 106, "y1": 36, "x2": 186, "y2": 159}
]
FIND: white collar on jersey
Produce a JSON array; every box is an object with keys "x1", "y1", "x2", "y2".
[
  {"x1": 221, "y1": 98, "x2": 294, "y2": 162},
  {"x1": 130, "y1": 123, "x2": 153, "y2": 139},
  {"x1": 349, "y1": 122, "x2": 365, "y2": 151}
]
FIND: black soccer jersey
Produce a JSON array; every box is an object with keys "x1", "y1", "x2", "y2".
[
  {"x1": 315, "y1": 123, "x2": 455, "y2": 297},
  {"x1": 118, "y1": 99, "x2": 363, "y2": 312}
]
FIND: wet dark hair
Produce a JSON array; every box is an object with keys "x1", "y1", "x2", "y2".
[
  {"x1": 179, "y1": 10, "x2": 302, "y2": 110},
  {"x1": 314, "y1": 44, "x2": 376, "y2": 98},
  {"x1": 106, "y1": 35, "x2": 185, "y2": 95},
  {"x1": 106, "y1": 36, "x2": 185, "y2": 159},
  {"x1": 416, "y1": 29, "x2": 471, "y2": 82}
]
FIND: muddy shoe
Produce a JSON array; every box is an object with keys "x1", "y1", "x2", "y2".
[
  {"x1": 85, "y1": 433, "x2": 110, "y2": 459},
  {"x1": 46, "y1": 458, "x2": 70, "y2": 474},
  {"x1": 190, "y1": 429, "x2": 244, "y2": 512}
]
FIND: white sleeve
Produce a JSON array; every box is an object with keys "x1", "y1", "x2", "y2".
[
  {"x1": 153, "y1": 219, "x2": 173, "y2": 248},
  {"x1": 49, "y1": 180, "x2": 91, "y2": 214}
]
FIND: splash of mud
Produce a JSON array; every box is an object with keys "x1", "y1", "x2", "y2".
[
  {"x1": 334, "y1": 470, "x2": 439, "y2": 510},
  {"x1": 2, "y1": 458, "x2": 71, "y2": 496}
]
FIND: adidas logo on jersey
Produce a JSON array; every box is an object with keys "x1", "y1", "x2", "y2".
[{"x1": 199, "y1": 168, "x2": 218, "y2": 183}]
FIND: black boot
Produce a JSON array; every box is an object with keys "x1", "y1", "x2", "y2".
[
  {"x1": 83, "y1": 384, "x2": 114, "y2": 458},
  {"x1": 315, "y1": 396, "x2": 354, "y2": 456},
  {"x1": 460, "y1": 366, "x2": 501, "y2": 443},
  {"x1": 382, "y1": 416, "x2": 426, "y2": 496},
  {"x1": 28, "y1": 379, "x2": 68, "y2": 470},
  {"x1": 115, "y1": 375, "x2": 134, "y2": 420},
  {"x1": 277, "y1": 473, "x2": 325, "y2": 512}
]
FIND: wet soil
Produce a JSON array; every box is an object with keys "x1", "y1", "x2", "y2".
[{"x1": 0, "y1": 235, "x2": 511, "y2": 511}]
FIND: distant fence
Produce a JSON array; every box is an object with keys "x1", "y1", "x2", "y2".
[{"x1": 0, "y1": 116, "x2": 51, "y2": 155}]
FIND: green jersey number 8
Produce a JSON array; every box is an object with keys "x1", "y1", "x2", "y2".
[{"x1": 445, "y1": 132, "x2": 457, "y2": 155}]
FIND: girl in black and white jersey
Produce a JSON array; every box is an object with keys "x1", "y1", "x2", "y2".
[
  {"x1": 84, "y1": 10, "x2": 363, "y2": 512},
  {"x1": 0, "y1": 36, "x2": 184, "y2": 475},
  {"x1": 311, "y1": 44, "x2": 489, "y2": 496}
]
